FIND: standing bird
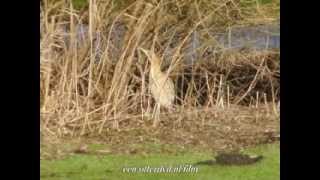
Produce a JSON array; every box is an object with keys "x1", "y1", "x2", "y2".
[{"x1": 139, "y1": 48, "x2": 175, "y2": 127}]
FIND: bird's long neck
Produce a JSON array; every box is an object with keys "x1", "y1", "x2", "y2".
[{"x1": 150, "y1": 58, "x2": 163, "y2": 77}]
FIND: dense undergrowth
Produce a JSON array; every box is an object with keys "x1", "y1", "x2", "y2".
[{"x1": 40, "y1": 0, "x2": 280, "y2": 156}]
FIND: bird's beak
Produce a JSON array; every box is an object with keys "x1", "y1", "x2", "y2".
[
  {"x1": 139, "y1": 48, "x2": 148, "y2": 54},
  {"x1": 139, "y1": 48, "x2": 151, "y2": 61}
]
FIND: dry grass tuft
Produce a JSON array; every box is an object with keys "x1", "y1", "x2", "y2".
[{"x1": 40, "y1": 0, "x2": 279, "y2": 155}]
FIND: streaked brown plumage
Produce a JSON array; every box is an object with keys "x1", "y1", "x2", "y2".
[{"x1": 140, "y1": 48, "x2": 175, "y2": 127}]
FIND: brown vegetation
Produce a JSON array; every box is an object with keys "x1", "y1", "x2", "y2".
[{"x1": 40, "y1": 0, "x2": 280, "y2": 157}]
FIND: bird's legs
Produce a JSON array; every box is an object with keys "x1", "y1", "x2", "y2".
[
  {"x1": 151, "y1": 103, "x2": 157, "y2": 119},
  {"x1": 152, "y1": 103, "x2": 160, "y2": 127}
]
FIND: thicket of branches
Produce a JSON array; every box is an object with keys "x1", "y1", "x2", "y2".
[{"x1": 40, "y1": 0, "x2": 280, "y2": 137}]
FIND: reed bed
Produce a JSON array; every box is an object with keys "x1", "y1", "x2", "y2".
[{"x1": 40, "y1": 0, "x2": 279, "y2": 142}]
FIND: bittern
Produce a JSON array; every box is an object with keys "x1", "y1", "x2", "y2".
[{"x1": 139, "y1": 48, "x2": 175, "y2": 127}]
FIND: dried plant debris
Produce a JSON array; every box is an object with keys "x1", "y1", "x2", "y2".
[{"x1": 40, "y1": 0, "x2": 280, "y2": 157}]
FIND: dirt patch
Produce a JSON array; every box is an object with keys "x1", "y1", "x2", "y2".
[
  {"x1": 41, "y1": 105, "x2": 279, "y2": 159},
  {"x1": 114, "y1": 105, "x2": 279, "y2": 152}
]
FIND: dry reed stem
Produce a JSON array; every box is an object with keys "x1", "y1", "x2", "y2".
[{"x1": 40, "y1": 0, "x2": 279, "y2": 136}]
